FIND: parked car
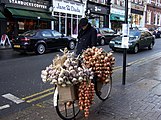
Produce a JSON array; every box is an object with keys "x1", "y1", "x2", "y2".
[
  {"x1": 96, "y1": 28, "x2": 119, "y2": 46},
  {"x1": 109, "y1": 30, "x2": 155, "y2": 53},
  {"x1": 12, "y1": 29, "x2": 77, "y2": 55},
  {"x1": 152, "y1": 27, "x2": 161, "y2": 38}
]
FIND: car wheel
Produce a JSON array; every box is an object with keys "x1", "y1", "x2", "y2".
[
  {"x1": 133, "y1": 45, "x2": 139, "y2": 54},
  {"x1": 100, "y1": 39, "x2": 105, "y2": 46},
  {"x1": 160, "y1": 34, "x2": 161, "y2": 38},
  {"x1": 68, "y1": 41, "x2": 75, "y2": 50},
  {"x1": 36, "y1": 44, "x2": 46, "y2": 55},
  {"x1": 148, "y1": 43, "x2": 153, "y2": 50}
]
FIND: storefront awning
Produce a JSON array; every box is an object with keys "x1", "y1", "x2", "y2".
[
  {"x1": 7, "y1": 8, "x2": 56, "y2": 21},
  {"x1": 0, "y1": 12, "x2": 6, "y2": 20},
  {"x1": 110, "y1": 13, "x2": 131, "y2": 22},
  {"x1": 110, "y1": 13, "x2": 125, "y2": 21}
]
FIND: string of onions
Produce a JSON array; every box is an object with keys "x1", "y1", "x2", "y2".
[
  {"x1": 82, "y1": 47, "x2": 115, "y2": 83},
  {"x1": 78, "y1": 80, "x2": 95, "y2": 118}
]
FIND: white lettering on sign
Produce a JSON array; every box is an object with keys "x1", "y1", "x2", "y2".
[
  {"x1": 8, "y1": 0, "x2": 47, "y2": 9},
  {"x1": 53, "y1": 0, "x2": 84, "y2": 15}
]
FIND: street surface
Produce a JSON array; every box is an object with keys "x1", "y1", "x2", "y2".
[{"x1": 0, "y1": 38, "x2": 161, "y2": 118}]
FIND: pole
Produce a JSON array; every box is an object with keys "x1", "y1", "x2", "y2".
[{"x1": 122, "y1": 0, "x2": 128, "y2": 85}]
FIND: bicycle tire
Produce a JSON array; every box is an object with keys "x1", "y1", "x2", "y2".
[
  {"x1": 55, "y1": 94, "x2": 80, "y2": 120},
  {"x1": 95, "y1": 75, "x2": 112, "y2": 101}
]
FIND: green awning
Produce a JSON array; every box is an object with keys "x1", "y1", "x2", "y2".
[
  {"x1": 110, "y1": 13, "x2": 125, "y2": 21},
  {"x1": 0, "y1": 12, "x2": 6, "y2": 20},
  {"x1": 110, "y1": 13, "x2": 131, "y2": 22},
  {"x1": 7, "y1": 8, "x2": 56, "y2": 21}
]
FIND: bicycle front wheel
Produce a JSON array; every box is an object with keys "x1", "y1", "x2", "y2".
[
  {"x1": 95, "y1": 75, "x2": 112, "y2": 101},
  {"x1": 55, "y1": 95, "x2": 80, "y2": 120}
]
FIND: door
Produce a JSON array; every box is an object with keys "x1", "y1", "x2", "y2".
[{"x1": 139, "y1": 32, "x2": 146, "y2": 48}]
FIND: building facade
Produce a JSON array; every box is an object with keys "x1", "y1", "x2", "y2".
[
  {"x1": 87, "y1": 0, "x2": 110, "y2": 28},
  {"x1": 0, "y1": 0, "x2": 54, "y2": 40},
  {"x1": 51, "y1": 0, "x2": 84, "y2": 38},
  {"x1": 145, "y1": 0, "x2": 161, "y2": 29}
]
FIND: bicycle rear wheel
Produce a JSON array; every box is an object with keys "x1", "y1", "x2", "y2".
[
  {"x1": 95, "y1": 75, "x2": 112, "y2": 101},
  {"x1": 55, "y1": 95, "x2": 80, "y2": 120}
]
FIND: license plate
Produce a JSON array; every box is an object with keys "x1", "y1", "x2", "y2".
[
  {"x1": 14, "y1": 45, "x2": 20, "y2": 48},
  {"x1": 114, "y1": 44, "x2": 121, "y2": 48}
]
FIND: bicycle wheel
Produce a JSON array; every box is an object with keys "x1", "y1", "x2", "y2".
[
  {"x1": 95, "y1": 75, "x2": 112, "y2": 101},
  {"x1": 54, "y1": 87, "x2": 80, "y2": 120}
]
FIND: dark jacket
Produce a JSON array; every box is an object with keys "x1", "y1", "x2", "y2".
[{"x1": 76, "y1": 23, "x2": 97, "y2": 55}]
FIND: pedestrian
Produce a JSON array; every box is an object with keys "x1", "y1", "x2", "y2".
[{"x1": 76, "y1": 17, "x2": 97, "y2": 55}]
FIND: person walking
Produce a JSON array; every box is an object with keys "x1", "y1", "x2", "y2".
[{"x1": 76, "y1": 18, "x2": 97, "y2": 55}]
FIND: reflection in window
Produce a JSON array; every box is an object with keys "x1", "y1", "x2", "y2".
[
  {"x1": 54, "y1": 12, "x2": 59, "y2": 32},
  {"x1": 60, "y1": 13, "x2": 65, "y2": 34},
  {"x1": 73, "y1": 15, "x2": 77, "y2": 34},
  {"x1": 51, "y1": 30, "x2": 62, "y2": 37},
  {"x1": 41, "y1": 31, "x2": 52, "y2": 37}
]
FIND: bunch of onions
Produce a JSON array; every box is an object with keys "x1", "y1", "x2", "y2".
[
  {"x1": 82, "y1": 47, "x2": 115, "y2": 83},
  {"x1": 41, "y1": 48, "x2": 94, "y2": 87},
  {"x1": 78, "y1": 80, "x2": 95, "y2": 118}
]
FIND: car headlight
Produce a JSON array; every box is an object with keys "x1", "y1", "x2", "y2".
[{"x1": 110, "y1": 41, "x2": 115, "y2": 44}]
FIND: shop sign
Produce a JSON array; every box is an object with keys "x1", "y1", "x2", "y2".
[
  {"x1": 111, "y1": 8, "x2": 125, "y2": 16},
  {"x1": 8, "y1": 0, "x2": 47, "y2": 9},
  {"x1": 88, "y1": 3, "x2": 110, "y2": 15},
  {"x1": 131, "y1": 3, "x2": 144, "y2": 11},
  {"x1": 52, "y1": 0, "x2": 84, "y2": 15}
]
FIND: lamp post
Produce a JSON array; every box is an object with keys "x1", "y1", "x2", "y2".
[{"x1": 122, "y1": 0, "x2": 128, "y2": 85}]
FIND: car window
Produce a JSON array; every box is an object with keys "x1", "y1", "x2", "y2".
[
  {"x1": 21, "y1": 30, "x2": 37, "y2": 36},
  {"x1": 41, "y1": 31, "x2": 53, "y2": 37},
  {"x1": 129, "y1": 30, "x2": 141, "y2": 37},
  {"x1": 51, "y1": 30, "x2": 62, "y2": 37}
]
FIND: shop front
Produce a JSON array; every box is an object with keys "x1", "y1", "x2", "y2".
[
  {"x1": 110, "y1": 7, "x2": 125, "y2": 33},
  {"x1": 131, "y1": 3, "x2": 144, "y2": 27},
  {"x1": 0, "y1": 0, "x2": 55, "y2": 40},
  {"x1": 52, "y1": 0, "x2": 84, "y2": 38},
  {"x1": 87, "y1": 1, "x2": 110, "y2": 28}
]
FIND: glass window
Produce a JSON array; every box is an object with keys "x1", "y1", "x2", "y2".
[
  {"x1": 51, "y1": 30, "x2": 62, "y2": 37},
  {"x1": 157, "y1": 14, "x2": 160, "y2": 25},
  {"x1": 60, "y1": 13, "x2": 65, "y2": 34},
  {"x1": 147, "y1": 11, "x2": 151, "y2": 24},
  {"x1": 54, "y1": 12, "x2": 59, "y2": 32},
  {"x1": 73, "y1": 15, "x2": 77, "y2": 34},
  {"x1": 41, "y1": 31, "x2": 52, "y2": 37}
]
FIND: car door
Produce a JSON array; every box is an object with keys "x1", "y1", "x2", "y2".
[
  {"x1": 145, "y1": 32, "x2": 153, "y2": 47},
  {"x1": 41, "y1": 30, "x2": 57, "y2": 48},
  {"x1": 51, "y1": 30, "x2": 68, "y2": 48},
  {"x1": 139, "y1": 32, "x2": 146, "y2": 48}
]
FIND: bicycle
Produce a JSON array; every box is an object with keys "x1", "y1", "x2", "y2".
[{"x1": 53, "y1": 71, "x2": 112, "y2": 120}]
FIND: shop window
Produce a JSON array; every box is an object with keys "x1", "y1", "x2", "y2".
[
  {"x1": 60, "y1": 13, "x2": 66, "y2": 34},
  {"x1": 54, "y1": 12, "x2": 59, "y2": 32},
  {"x1": 18, "y1": 22, "x2": 24, "y2": 30},
  {"x1": 73, "y1": 15, "x2": 77, "y2": 34}
]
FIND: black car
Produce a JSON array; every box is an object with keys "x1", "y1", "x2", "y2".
[
  {"x1": 96, "y1": 28, "x2": 119, "y2": 46},
  {"x1": 109, "y1": 30, "x2": 155, "y2": 53},
  {"x1": 12, "y1": 29, "x2": 77, "y2": 54},
  {"x1": 153, "y1": 27, "x2": 161, "y2": 38}
]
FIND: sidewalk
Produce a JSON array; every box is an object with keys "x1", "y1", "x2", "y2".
[
  {"x1": 0, "y1": 45, "x2": 12, "y2": 50},
  {"x1": 1, "y1": 55, "x2": 161, "y2": 120}
]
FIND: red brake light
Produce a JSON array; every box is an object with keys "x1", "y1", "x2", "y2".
[
  {"x1": 97, "y1": 34, "x2": 102, "y2": 37},
  {"x1": 21, "y1": 37, "x2": 30, "y2": 41}
]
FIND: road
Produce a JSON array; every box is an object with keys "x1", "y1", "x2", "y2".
[{"x1": 0, "y1": 38, "x2": 161, "y2": 118}]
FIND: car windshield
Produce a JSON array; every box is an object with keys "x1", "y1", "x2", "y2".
[
  {"x1": 129, "y1": 30, "x2": 141, "y2": 39},
  {"x1": 21, "y1": 30, "x2": 37, "y2": 36}
]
